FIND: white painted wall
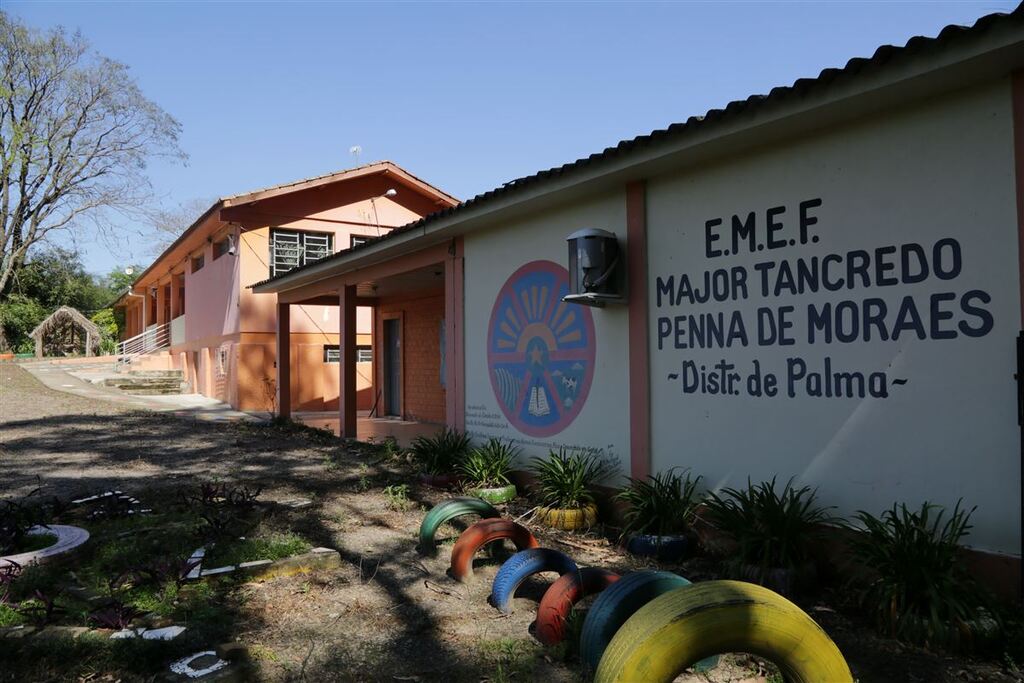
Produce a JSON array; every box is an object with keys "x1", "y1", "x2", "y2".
[
  {"x1": 646, "y1": 79, "x2": 1020, "y2": 554},
  {"x1": 464, "y1": 193, "x2": 631, "y2": 480}
]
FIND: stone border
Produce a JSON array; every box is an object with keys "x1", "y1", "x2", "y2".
[
  {"x1": 0, "y1": 624, "x2": 186, "y2": 641},
  {"x1": 0, "y1": 525, "x2": 90, "y2": 568},
  {"x1": 193, "y1": 547, "x2": 340, "y2": 582}
]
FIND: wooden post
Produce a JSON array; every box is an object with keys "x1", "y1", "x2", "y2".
[
  {"x1": 85, "y1": 331, "x2": 93, "y2": 357},
  {"x1": 276, "y1": 303, "x2": 291, "y2": 419},
  {"x1": 34, "y1": 335, "x2": 42, "y2": 358},
  {"x1": 339, "y1": 285, "x2": 357, "y2": 438}
]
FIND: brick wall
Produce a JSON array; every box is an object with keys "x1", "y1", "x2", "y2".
[{"x1": 380, "y1": 292, "x2": 445, "y2": 423}]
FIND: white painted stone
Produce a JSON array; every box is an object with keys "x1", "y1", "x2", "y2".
[
  {"x1": 169, "y1": 650, "x2": 229, "y2": 679},
  {"x1": 0, "y1": 525, "x2": 90, "y2": 568},
  {"x1": 200, "y1": 565, "x2": 235, "y2": 577},
  {"x1": 142, "y1": 625, "x2": 186, "y2": 640}
]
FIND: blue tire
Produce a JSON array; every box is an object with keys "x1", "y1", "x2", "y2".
[
  {"x1": 490, "y1": 548, "x2": 578, "y2": 614},
  {"x1": 581, "y1": 570, "x2": 718, "y2": 673},
  {"x1": 626, "y1": 534, "x2": 689, "y2": 562}
]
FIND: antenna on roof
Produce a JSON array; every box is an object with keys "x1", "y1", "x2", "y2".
[{"x1": 349, "y1": 145, "x2": 362, "y2": 162}]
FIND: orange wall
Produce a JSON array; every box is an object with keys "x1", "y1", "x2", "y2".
[{"x1": 377, "y1": 292, "x2": 445, "y2": 424}]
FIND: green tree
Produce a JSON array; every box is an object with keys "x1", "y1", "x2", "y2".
[{"x1": 0, "y1": 293, "x2": 45, "y2": 353}]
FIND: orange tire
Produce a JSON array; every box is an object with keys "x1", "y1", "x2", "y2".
[
  {"x1": 450, "y1": 518, "x2": 539, "y2": 582},
  {"x1": 536, "y1": 567, "x2": 620, "y2": 646}
]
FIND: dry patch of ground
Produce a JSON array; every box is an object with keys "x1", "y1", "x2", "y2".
[{"x1": 1, "y1": 365, "x2": 1020, "y2": 682}]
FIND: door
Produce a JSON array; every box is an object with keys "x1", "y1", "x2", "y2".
[{"x1": 383, "y1": 318, "x2": 402, "y2": 416}]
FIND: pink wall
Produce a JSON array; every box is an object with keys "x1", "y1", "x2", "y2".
[
  {"x1": 238, "y1": 197, "x2": 423, "y2": 337},
  {"x1": 184, "y1": 238, "x2": 240, "y2": 342}
]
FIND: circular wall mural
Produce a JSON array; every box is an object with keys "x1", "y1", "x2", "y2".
[{"x1": 487, "y1": 260, "x2": 596, "y2": 437}]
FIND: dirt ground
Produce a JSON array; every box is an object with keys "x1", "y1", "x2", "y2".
[{"x1": 1, "y1": 364, "x2": 1021, "y2": 682}]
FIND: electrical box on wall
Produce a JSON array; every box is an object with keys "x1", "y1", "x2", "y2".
[{"x1": 564, "y1": 228, "x2": 625, "y2": 307}]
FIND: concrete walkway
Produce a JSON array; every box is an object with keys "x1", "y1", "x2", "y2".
[{"x1": 19, "y1": 361, "x2": 264, "y2": 423}]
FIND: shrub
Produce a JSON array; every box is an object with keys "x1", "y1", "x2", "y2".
[
  {"x1": 383, "y1": 484, "x2": 413, "y2": 512},
  {"x1": 616, "y1": 468, "x2": 703, "y2": 539},
  {"x1": 0, "y1": 489, "x2": 51, "y2": 555},
  {"x1": 530, "y1": 448, "x2": 611, "y2": 509},
  {"x1": 703, "y1": 477, "x2": 835, "y2": 574},
  {"x1": 410, "y1": 428, "x2": 471, "y2": 475},
  {"x1": 459, "y1": 439, "x2": 519, "y2": 488},
  {"x1": 850, "y1": 500, "x2": 996, "y2": 650}
]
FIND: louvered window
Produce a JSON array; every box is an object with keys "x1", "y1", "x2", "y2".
[{"x1": 269, "y1": 229, "x2": 334, "y2": 277}]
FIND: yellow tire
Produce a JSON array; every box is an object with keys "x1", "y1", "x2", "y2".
[
  {"x1": 595, "y1": 580, "x2": 852, "y2": 683},
  {"x1": 536, "y1": 503, "x2": 598, "y2": 530}
]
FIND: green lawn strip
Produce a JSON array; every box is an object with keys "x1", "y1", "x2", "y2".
[
  {"x1": 203, "y1": 531, "x2": 312, "y2": 568},
  {"x1": 13, "y1": 532, "x2": 59, "y2": 553}
]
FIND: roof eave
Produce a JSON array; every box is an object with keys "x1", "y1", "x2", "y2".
[{"x1": 253, "y1": 15, "x2": 1024, "y2": 295}]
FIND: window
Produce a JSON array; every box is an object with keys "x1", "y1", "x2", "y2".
[
  {"x1": 270, "y1": 229, "x2": 333, "y2": 276},
  {"x1": 324, "y1": 345, "x2": 372, "y2": 363},
  {"x1": 213, "y1": 236, "x2": 231, "y2": 260},
  {"x1": 191, "y1": 254, "x2": 204, "y2": 273},
  {"x1": 350, "y1": 234, "x2": 373, "y2": 248}
]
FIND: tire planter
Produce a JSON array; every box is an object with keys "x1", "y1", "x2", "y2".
[
  {"x1": 490, "y1": 548, "x2": 578, "y2": 614},
  {"x1": 0, "y1": 525, "x2": 90, "y2": 568},
  {"x1": 625, "y1": 534, "x2": 689, "y2": 562},
  {"x1": 581, "y1": 570, "x2": 694, "y2": 672},
  {"x1": 450, "y1": 518, "x2": 538, "y2": 582},
  {"x1": 536, "y1": 503, "x2": 597, "y2": 530},
  {"x1": 419, "y1": 472, "x2": 460, "y2": 489},
  {"x1": 594, "y1": 580, "x2": 852, "y2": 683},
  {"x1": 418, "y1": 497, "x2": 501, "y2": 556},
  {"x1": 464, "y1": 484, "x2": 517, "y2": 505},
  {"x1": 536, "y1": 567, "x2": 620, "y2": 646},
  {"x1": 733, "y1": 561, "x2": 817, "y2": 597}
]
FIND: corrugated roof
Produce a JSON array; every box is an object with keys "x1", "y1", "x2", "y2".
[{"x1": 253, "y1": 6, "x2": 1023, "y2": 290}]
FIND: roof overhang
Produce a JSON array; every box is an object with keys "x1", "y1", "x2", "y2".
[{"x1": 254, "y1": 13, "x2": 1024, "y2": 297}]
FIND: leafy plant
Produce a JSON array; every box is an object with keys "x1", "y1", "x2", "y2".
[
  {"x1": 132, "y1": 556, "x2": 202, "y2": 590},
  {"x1": 383, "y1": 484, "x2": 412, "y2": 512},
  {"x1": 0, "y1": 488, "x2": 50, "y2": 554},
  {"x1": 702, "y1": 477, "x2": 836, "y2": 573},
  {"x1": 0, "y1": 561, "x2": 22, "y2": 604},
  {"x1": 17, "y1": 588, "x2": 65, "y2": 626},
  {"x1": 850, "y1": 500, "x2": 996, "y2": 650},
  {"x1": 530, "y1": 448, "x2": 611, "y2": 509},
  {"x1": 616, "y1": 468, "x2": 703, "y2": 539},
  {"x1": 459, "y1": 439, "x2": 518, "y2": 488},
  {"x1": 88, "y1": 599, "x2": 143, "y2": 630},
  {"x1": 410, "y1": 428, "x2": 471, "y2": 475}
]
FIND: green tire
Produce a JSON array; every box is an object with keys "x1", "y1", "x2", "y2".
[{"x1": 418, "y1": 497, "x2": 501, "y2": 556}]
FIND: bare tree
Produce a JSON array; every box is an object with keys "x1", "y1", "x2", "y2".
[
  {"x1": 0, "y1": 12, "x2": 185, "y2": 297},
  {"x1": 146, "y1": 197, "x2": 214, "y2": 255}
]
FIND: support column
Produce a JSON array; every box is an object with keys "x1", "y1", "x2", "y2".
[
  {"x1": 626, "y1": 181, "x2": 651, "y2": 481},
  {"x1": 276, "y1": 303, "x2": 291, "y2": 419},
  {"x1": 339, "y1": 285, "x2": 357, "y2": 438},
  {"x1": 444, "y1": 239, "x2": 465, "y2": 430},
  {"x1": 169, "y1": 274, "x2": 181, "y2": 320},
  {"x1": 155, "y1": 283, "x2": 167, "y2": 326}
]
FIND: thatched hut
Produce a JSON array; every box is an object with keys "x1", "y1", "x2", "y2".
[{"x1": 29, "y1": 306, "x2": 102, "y2": 358}]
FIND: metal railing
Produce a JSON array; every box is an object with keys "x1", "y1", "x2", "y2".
[{"x1": 117, "y1": 322, "x2": 170, "y2": 358}]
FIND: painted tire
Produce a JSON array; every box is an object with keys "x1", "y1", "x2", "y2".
[
  {"x1": 418, "y1": 498, "x2": 501, "y2": 556},
  {"x1": 581, "y1": 571, "x2": 693, "y2": 672},
  {"x1": 490, "y1": 548, "x2": 578, "y2": 614},
  {"x1": 625, "y1": 534, "x2": 689, "y2": 562},
  {"x1": 595, "y1": 580, "x2": 853, "y2": 683},
  {"x1": 536, "y1": 567, "x2": 620, "y2": 646},
  {"x1": 465, "y1": 484, "x2": 517, "y2": 505},
  {"x1": 537, "y1": 503, "x2": 597, "y2": 530},
  {"x1": 450, "y1": 518, "x2": 539, "y2": 582}
]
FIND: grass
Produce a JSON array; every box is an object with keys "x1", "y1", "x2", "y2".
[
  {"x1": 204, "y1": 532, "x2": 312, "y2": 568},
  {"x1": 15, "y1": 532, "x2": 59, "y2": 553}
]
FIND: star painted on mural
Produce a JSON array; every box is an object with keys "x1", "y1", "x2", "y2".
[{"x1": 529, "y1": 345, "x2": 544, "y2": 365}]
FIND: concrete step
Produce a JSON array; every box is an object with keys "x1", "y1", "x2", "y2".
[{"x1": 103, "y1": 369, "x2": 187, "y2": 395}]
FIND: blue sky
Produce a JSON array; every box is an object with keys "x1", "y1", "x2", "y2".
[{"x1": 6, "y1": 0, "x2": 1017, "y2": 275}]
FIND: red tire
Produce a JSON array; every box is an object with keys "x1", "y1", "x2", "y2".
[
  {"x1": 536, "y1": 567, "x2": 620, "y2": 646},
  {"x1": 450, "y1": 519, "x2": 539, "y2": 582}
]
